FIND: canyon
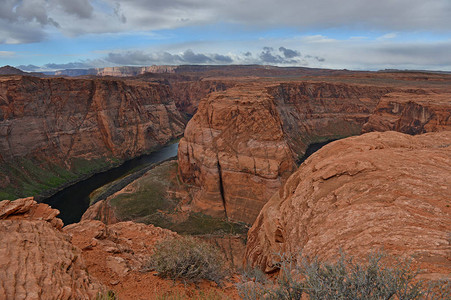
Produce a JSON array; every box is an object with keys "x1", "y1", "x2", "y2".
[
  {"x1": 178, "y1": 76, "x2": 451, "y2": 223},
  {"x1": 0, "y1": 66, "x2": 450, "y2": 298},
  {"x1": 0, "y1": 71, "x2": 233, "y2": 200}
]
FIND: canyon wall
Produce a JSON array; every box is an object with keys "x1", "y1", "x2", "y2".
[
  {"x1": 362, "y1": 91, "x2": 451, "y2": 134},
  {"x1": 178, "y1": 82, "x2": 397, "y2": 223},
  {"x1": 268, "y1": 82, "x2": 393, "y2": 155},
  {"x1": 0, "y1": 75, "x2": 185, "y2": 199},
  {"x1": 245, "y1": 131, "x2": 451, "y2": 280},
  {"x1": 178, "y1": 79, "x2": 451, "y2": 224},
  {"x1": 178, "y1": 84, "x2": 297, "y2": 222}
]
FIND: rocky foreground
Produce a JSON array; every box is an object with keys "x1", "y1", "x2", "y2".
[
  {"x1": 0, "y1": 198, "x2": 240, "y2": 299},
  {"x1": 245, "y1": 131, "x2": 451, "y2": 280}
]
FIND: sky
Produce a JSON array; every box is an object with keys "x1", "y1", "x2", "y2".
[{"x1": 0, "y1": 0, "x2": 450, "y2": 72}]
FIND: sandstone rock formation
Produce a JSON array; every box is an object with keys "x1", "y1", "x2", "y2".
[
  {"x1": 178, "y1": 81, "x2": 393, "y2": 223},
  {"x1": 178, "y1": 75, "x2": 451, "y2": 225},
  {"x1": 268, "y1": 82, "x2": 392, "y2": 154},
  {"x1": 245, "y1": 131, "x2": 451, "y2": 280},
  {"x1": 362, "y1": 91, "x2": 451, "y2": 134},
  {"x1": 0, "y1": 75, "x2": 185, "y2": 199},
  {"x1": 64, "y1": 220, "x2": 178, "y2": 280},
  {"x1": 178, "y1": 83, "x2": 297, "y2": 222},
  {"x1": 64, "y1": 220, "x2": 240, "y2": 299},
  {"x1": 0, "y1": 198, "x2": 103, "y2": 299}
]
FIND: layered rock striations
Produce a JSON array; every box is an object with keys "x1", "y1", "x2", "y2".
[
  {"x1": 178, "y1": 81, "x2": 398, "y2": 223},
  {"x1": 268, "y1": 82, "x2": 393, "y2": 155},
  {"x1": 245, "y1": 131, "x2": 451, "y2": 279},
  {"x1": 0, "y1": 75, "x2": 185, "y2": 198},
  {"x1": 362, "y1": 91, "x2": 451, "y2": 134},
  {"x1": 0, "y1": 198, "x2": 104, "y2": 299},
  {"x1": 178, "y1": 84, "x2": 297, "y2": 222}
]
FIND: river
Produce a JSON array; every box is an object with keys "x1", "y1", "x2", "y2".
[{"x1": 43, "y1": 142, "x2": 179, "y2": 225}]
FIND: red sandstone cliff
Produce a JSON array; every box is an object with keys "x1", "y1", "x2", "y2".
[
  {"x1": 178, "y1": 81, "x2": 394, "y2": 223},
  {"x1": 245, "y1": 131, "x2": 451, "y2": 280},
  {"x1": 178, "y1": 83, "x2": 297, "y2": 222},
  {"x1": 0, "y1": 75, "x2": 185, "y2": 198},
  {"x1": 178, "y1": 78, "x2": 451, "y2": 224},
  {"x1": 268, "y1": 82, "x2": 392, "y2": 154},
  {"x1": 362, "y1": 91, "x2": 451, "y2": 134}
]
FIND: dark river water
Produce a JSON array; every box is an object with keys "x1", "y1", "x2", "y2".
[
  {"x1": 297, "y1": 140, "x2": 337, "y2": 165},
  {"x1": 43, "y1": 143, "x2": 178, "y2": 225}
]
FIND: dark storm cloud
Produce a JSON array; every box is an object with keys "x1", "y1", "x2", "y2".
[
  {"x1": 279, "y1": 47, "x2": 300, "y2": 58},
  {"x1": 59, "y1": 0, "x2": 94, "y2": 19},
  {"x1": 180, "y1": 49, "x2": 212, "y2": 63},
  {"x1": 104, "y1": 50, "x2": 232, "y2": 65},
  {"x1": 259, "y1": 47, "x2": 302, "y2": 64},
  {"x1": 213, "y1": 54, "x2": 233, "y2": 63},
  {"x1": 106, "y1": 51, "x2": 153, "y2": 65},
  {"x1": 260, "y1": 47, "x2": 283, "y2": 64}
]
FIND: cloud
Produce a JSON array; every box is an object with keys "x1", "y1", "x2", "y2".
[
  {"x1": 104, "y1": 49, "x2": 233, "y2": 65},
  {"x1": 180, "y1": 49, "x2": 212, "y2": 63},
  {"x1": 259, "y1": 47, "x2": 304, "y2": 64},
  {"x1": 2, "y1": 0, "x2": 451, "y2": 44},
  {"x1": 0, "y1": 51, "x2": 15, "y2": 57},
  {"x1": 59, "y1": 0, "x2": 94, "y2": 19},
  {"x1": 15, "y1": 39, "x2": 451, "y2": 72},
  {"x1": 279, "y1": 47, "x2": 300, "y2": 58}
]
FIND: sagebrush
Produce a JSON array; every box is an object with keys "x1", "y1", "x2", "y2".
[
  {"x1": 145, "y1": 236, "x2": 226, "y2": 284},
  {"x1": 237, "y1": 251, "x2": 450, "y2": 300}
]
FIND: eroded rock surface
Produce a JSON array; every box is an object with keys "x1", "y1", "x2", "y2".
[
  {"x1": 0, "y1": 75, "x2": 185, "y2": 198},
  {"x1": 0, "y1": 198, "x2": 103, "y2": 299},
  {"x1": 178, "y1": 84, "x2": 297, "y2": 222},
  {"x1": 245, "y1": 131, "x2": 451, "y2": 280},
  {"x1": 178, "y1": 77, "x2": 451, "y2": 225},
  {"x1": 362, "y1": 91, "x2": 451, "y2": 134}
]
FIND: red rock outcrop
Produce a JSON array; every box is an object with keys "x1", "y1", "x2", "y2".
[
  {"x1": 178, "y1": 81, "x2": 394, "y2": 223},
  {"x1": 0, "y1": 75, "x2": 185, "y2": 198},
  {"x1": 362, "y1": 91, "x2": 451, "y2": 134},
  {"x1": 245, "y1": 131, "x2": 451, "y2": 280},
  {"x1": 64, "y1": 220, "x2": 240, "y2": 299},
  {"x1": 170, "y1": 80, "x2": 234, "y2": 116},
  {"x1": 0, "y1": 198, "x2": 104, "y2": 299},
  {"x1": 64, "y1": 220, "x2": 178, "y2": 280},
  {"x1": 268, "y1": 82, "x2": 393, "y2": 154},
  {"x1": 178, "y1": 83, "x2": 297, "y2": 222}
]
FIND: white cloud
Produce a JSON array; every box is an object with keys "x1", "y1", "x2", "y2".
[
  {"x1": 0, "y1": 51, "x2": 15, "y2": 57},
  {"x1": 1, "y1": 0, "x2": 451, "y2": 44},
  {"x1": 377, "y1": 33, "x2": 397, "y2": 40}
]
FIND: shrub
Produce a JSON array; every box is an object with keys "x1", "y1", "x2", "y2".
[
  {"x1": 146, "y1": 236, "x2": 226, "y2": 284},
  {"x1": 95, "y1": 289, "x2": 117, "y2": 300},
  {"x1": 237, "y1": 251, "x2": 450, "y2": 300}
]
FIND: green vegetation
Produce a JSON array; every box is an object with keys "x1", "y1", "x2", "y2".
[
  {"x1": 108, "y1": 160, "x2": 248, "y2": 236},
  {"x1": 0, "y1": 156, "x2": 118, "y2": 200},
  {"x1": 109, "y1": 161, "x2": 179, "y2": 220},
  {"x1": 237, "y1": 252, "x2": 450, "y2": 300},
  {"x1": 155, "y1": 290, "x2": 230, "y2": 300},
  {"x1": 168, "y1": 212, "x2": 248, "y2": 235},
  {"x1": 95, "y1": 289, "x2": 117, "y2": 300},
  {"x1": 144, "y1": 236, "x2": 226, "y2": 284}
]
